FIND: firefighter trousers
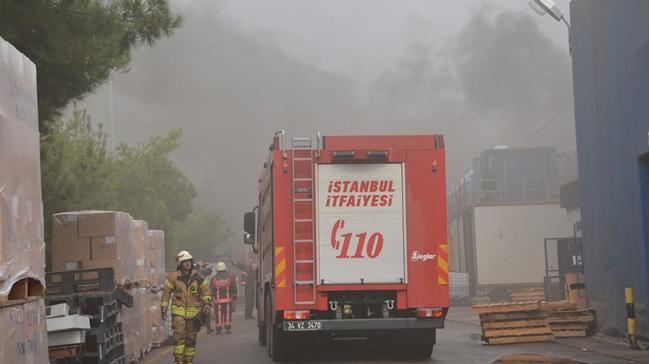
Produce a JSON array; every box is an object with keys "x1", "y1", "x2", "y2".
[
  {"x1": 172, "y1": 315, "x2": 200, "y2": 362},
  {"x1": 214, "y1": 302, "x2": 232, "y2": 332}
]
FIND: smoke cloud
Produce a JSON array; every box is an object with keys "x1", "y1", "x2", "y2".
[{"x1": 80, "y1": 2, "x2": 574, "y2": 242}]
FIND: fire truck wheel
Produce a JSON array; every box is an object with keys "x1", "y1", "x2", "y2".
[
  {"x1": 394, "y1": 329, "x2": 435, "y2": 358},
  {"x1": 266, "y1": 294, "x2": 289, "y2": 362}
]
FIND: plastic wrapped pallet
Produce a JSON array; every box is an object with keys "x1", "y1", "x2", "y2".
[
  {"x1": 147, "y1": 229, "x2": 165, "y2": 286},
  {"x1": 122, "y1": 287, "x2": 147, "y2": 362},
  {"x1": 133, "y1": 220, "x2": 149, "y2": 284},
  {"x1": 0, "y1": 36, "x2": 45, "y2": 297},
  {"x1": 0, "y1": 298, "x2": 48, "y2": 364},
  {"x1": 51, "y1": 211, "x2": 137, "y2": 285},
  {"x1": 150, "y1": 290, "x2": 167, "y2": 345}
]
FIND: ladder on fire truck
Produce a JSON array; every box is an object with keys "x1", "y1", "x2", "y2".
[{"x1": 291, "y1": 137, "x2": 316, "y2": 305}]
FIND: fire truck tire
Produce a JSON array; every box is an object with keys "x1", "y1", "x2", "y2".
[
  {"x1": 395, "y1": 329, "x2": 435, "y2": 358},
  {"x1": 266, "y1": 294, "x2": 289, "y2": 362}
]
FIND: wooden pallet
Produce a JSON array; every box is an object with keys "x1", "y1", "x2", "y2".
[
  {"x1": 48, "y1": 345, "x2": 83, "y2": 360},
  {"x1": 487, "y1": 334, "x2": 555, "y2": 345},
  {"x1": 542, "y1": 301, "x2": 579, "y2": 311},
  {"x1": 0, "y1": 278, "x2": 44, "y2": 303},
  {"x1": 484, "y1": 326, "x2": 553, "y2": 338},
  {"x1": 473, "y1": 301, "x2": 541, "y2": 315},
  {"x1": 483, "y1": 319, "x2": 549, "y2": 330},
  {"x1": 546, "y1": 309, "x2": 593, "y2": 338}
]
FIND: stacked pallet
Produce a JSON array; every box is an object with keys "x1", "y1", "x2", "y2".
[
  {"x1": 45, "y1": 268, "x2": 128, "y2": 364},
  {"x1": 542, "y1": 301, "x2": 594, "y2": 338},
  {"x1": 510, "y1": 287, "x2": 545, "y2": 302},
  {"x1": 473, "y1": 301, "x2": 554, "y2": 345}
]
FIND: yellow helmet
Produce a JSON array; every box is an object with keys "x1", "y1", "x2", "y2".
[
  {"x1": 216, "y1": 261, "x2": 227, "y2": 272},
  {"x1": 176, "y1": 250, "x2": 193, "y2": 263}
]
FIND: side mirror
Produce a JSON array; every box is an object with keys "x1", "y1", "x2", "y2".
[{"x1": 243, "y1": 211, "x2": 256, "y2": 245}]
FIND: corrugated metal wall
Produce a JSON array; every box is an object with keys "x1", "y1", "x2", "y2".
[{"x1": 571, "y1": 0, "x2": 649, "y2": 338}]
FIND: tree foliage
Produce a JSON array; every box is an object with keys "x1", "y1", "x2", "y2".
[
  {"x1": 41, "y1": 110, "x2": 227, "y2": 267},
  {"x1": 172, "y1": 211, "x2": 232, "y2": 267},
  {"x1": 0, "y1": 0, "x2": 182, "y2": 131}
]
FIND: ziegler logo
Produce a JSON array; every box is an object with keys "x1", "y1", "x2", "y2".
[{"x1": 411, "y1": 251, "x2": 436, "y2": 262}]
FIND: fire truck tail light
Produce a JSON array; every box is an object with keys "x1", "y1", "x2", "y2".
[
  {"x1": 416, "y1": 308, "x2": 445, "y2": 318},
  {"x1": 283, "y1": 310, "x2": 311, "y2": 320}
]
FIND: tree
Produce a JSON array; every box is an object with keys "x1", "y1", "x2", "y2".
[
  {"x1": 41, "y1": 110, "x2": 214, "y2": 269},
  {"x1": 172, "y1": 210, "x2": 232, "y2": 267},
  {"x1": 0, "y1": 0, "x2": 182, "y2": 131},
  {"x1": 41, "y1": 108, "x2": 118, "y2": 242},
  {"x1": 114, "y1": 128, "x2": 196, "y2": 234}
]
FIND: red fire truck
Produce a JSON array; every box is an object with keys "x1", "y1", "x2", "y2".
[{"x1": 243, "y1": 132, "x2": 449, "y2": 361}]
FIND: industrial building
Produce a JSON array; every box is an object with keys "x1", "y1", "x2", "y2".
[
  {"x1": 570, "y1": 0, "x2": 649, "y2": 338},
  {"x1": 448, "y1": 147, "x2": 574, "y2": 299}
]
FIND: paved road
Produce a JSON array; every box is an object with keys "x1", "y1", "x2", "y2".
[{"x1": 144, "y1": 309, "x2": 638, "y2": 364}]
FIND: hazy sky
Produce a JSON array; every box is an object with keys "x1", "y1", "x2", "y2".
[
  {"x1": 79, "y1": 0, "x2": 575, "y2": 240},
  {"x1": 220, "y1": 0, "x2": 571, "y2": 82}
]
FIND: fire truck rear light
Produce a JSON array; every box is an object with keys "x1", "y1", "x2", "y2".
[
  {"x1": 283, "y1": 310, "x2": 311, "y2": 320},
  {"x1": 416, "y1": 308, "x2": 445, "y2": 318},
  {"x1": 332, "y1": 151, "x2": 355, "y2": 159}
]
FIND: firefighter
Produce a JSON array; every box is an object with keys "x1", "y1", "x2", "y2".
[
  {"x1": 233, "y1": 258, "x2": 257, "y2": 319},
  {"x1": 161, "y1": 251, "x2": 212, "y2": 364},
  {"x1": 210, "y1": 261, "x2": 238, "y2": 334}
]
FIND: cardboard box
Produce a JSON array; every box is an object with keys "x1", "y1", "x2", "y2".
[
  {"x1": 78, "y1": 211, "x2": 119, "y2": 237},
  {"x1": 52, "y1": 213, "x2": 79, "y2": 239},
  {"x1": 91, "y1": 236, "x2": 118, "y2": 261},
  {"x1": 51, "y1": 237, "x2": 91, "y2": 262},
  {"x1": 0, "y1": 298, "x2": 48, "y2": 363},
  {"x1": 81, "y1": 260, "x2": 127, "y2": 285}
]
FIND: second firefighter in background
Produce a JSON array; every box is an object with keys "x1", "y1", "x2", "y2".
[{"x1": 210, "y1": 261, "x2": 238, "y2": 334}]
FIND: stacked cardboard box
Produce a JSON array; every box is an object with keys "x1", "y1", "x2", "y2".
[
  {"x1": 0, "y1": 36, "x2": 48, "y2": 364},
  {"x1": 147, "y1": 229, "x2": 166, "y2": 286},
  {"x1": 51, "y1": 211, "x2": 136, "y2": 285},
  {"x1": 132, "y1": 220, "x2": 149, "y2": 284},
  {"x1": 0, "y1": 35, "x2": 45, "y2": 298}
]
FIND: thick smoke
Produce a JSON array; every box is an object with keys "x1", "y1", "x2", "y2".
[{"x1": 80, "y1": 3, "x2": 574, "y2": 241}]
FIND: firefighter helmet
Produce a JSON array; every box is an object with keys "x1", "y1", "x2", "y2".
[
  {"x1": 216, "y1": 261, "x2": 227, "y2": 272},
  {"x1": 176, "y1": 250, "x2": 193, "y2": 263}
]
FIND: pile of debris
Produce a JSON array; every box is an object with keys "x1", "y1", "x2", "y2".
[{"x1": 473, "y1": 301, "x2": 594, "y2": 345}]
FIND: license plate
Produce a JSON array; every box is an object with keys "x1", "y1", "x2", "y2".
[{"x1": 284, "y1": 320, "x2": 322, "y2": 331}]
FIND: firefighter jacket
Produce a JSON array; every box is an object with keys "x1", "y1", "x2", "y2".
[
  {"x1": 161, "y1": 269, "x2": 212, "y2": 318},
  {"x1": 210, "y1": 272, "x2": 238, "y2": 304}
]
